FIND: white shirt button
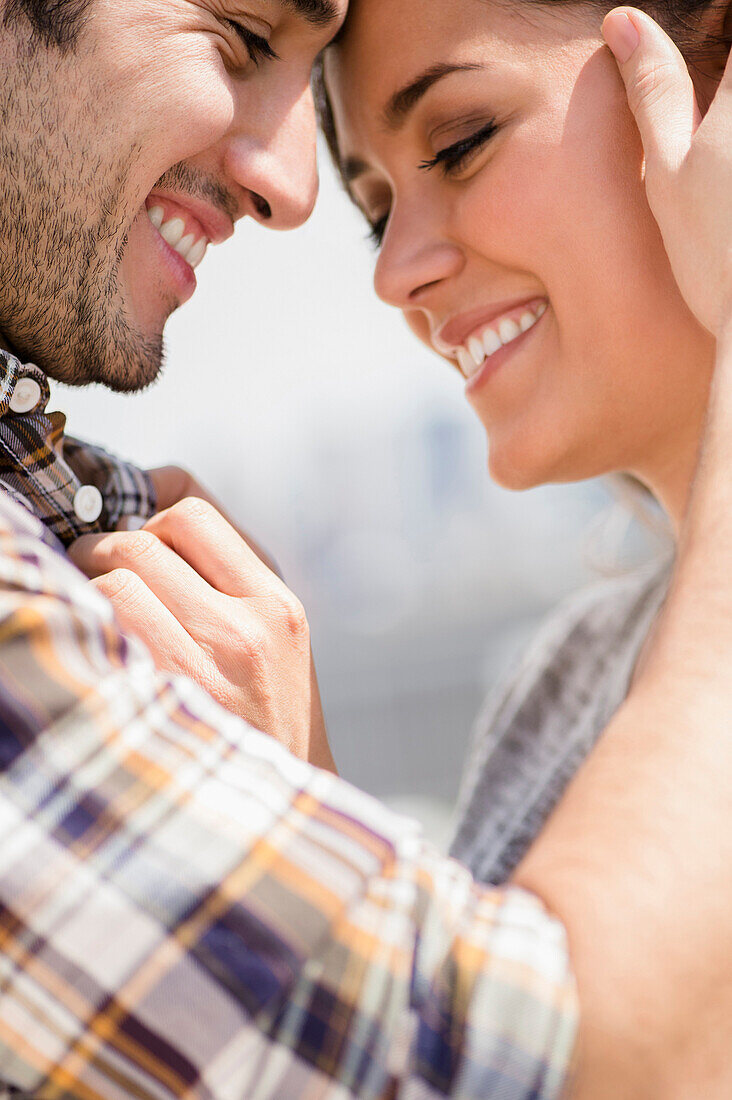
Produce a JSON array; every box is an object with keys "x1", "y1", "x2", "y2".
[
  {"x1": 9, "y1": 378, "x2": 42, "y2": 414},
  {"x1": 73, "y1": 485, "x2": 103, "y2": 524}
]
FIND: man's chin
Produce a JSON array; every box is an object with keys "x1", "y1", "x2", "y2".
[
  {"x1": 23, "y1": 323, "x2": 166, "y2": 393},
  {"x1": 86, "y1": 329, "x2": 167, "y2": 393}
]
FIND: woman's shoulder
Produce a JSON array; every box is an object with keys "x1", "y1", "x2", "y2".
[
  {"x1": 451, "y1": 555, "x2": 673, "y2": 881},
  {"x1": 479, "y1": 554, "x2": 673, "y2": 738},
  {"x1": 522, "y1": 555, "x2": 672, "y2": 672}
]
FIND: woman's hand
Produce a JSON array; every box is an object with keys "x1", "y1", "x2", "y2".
[
  {"x1": 70, "y1": 498, "x2": 337, "y2": 774},
  {"x1": 602, "y1": 7, "x2": 732, "y2": 339},
  {"x1": 146, "y1": 465, "x2": 282, "y2": 576}
]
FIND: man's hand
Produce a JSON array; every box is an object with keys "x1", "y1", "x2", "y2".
[
  {"x1": 602, "y1": 7, "x2": 732, "y2": 338},
  {"x1": 70, "y1": 498, "x2": 336, "y2": 773}
]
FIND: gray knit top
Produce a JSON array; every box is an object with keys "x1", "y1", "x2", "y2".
[{"x1": 450, "y1": 557, "x2": 673, "y2": 885}]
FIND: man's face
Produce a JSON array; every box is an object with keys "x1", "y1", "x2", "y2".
[{"x1": 0, "y1": 0, "x2": 345, "y2": 391}]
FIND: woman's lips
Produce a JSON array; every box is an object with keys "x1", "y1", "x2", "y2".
[
  {"x1": 435, "y1": 295, "x2": 548, "y2": 354},
  {"x1": 449, "y1": 300, "x2": 548, "y2": 380},
  {"x1": 464, "y1": 301, "x2": 548, "y2": 393}
]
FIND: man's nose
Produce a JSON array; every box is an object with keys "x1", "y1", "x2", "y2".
[{"x1": 224, "y1": 84, "x2": 319, "y2": 231}]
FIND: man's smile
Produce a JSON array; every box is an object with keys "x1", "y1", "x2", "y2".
[{"x1": 139, "y1": 189, "x2": 236, "y2": 303}]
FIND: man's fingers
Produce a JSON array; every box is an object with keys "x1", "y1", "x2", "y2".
[
  {"x1": 602, "y1": 7, "x2": 700, "y2": 176},
  {"x1": 145, "y1": 498, "x2": 278, "y2": 598}
]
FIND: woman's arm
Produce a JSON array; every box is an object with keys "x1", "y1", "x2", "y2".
[
  {"x1": 517, "y1": 16, "x2": 732, "y2": 1096},
  {"x1": 518, "y1": 338, "x2": 732, "y2": 1100}
]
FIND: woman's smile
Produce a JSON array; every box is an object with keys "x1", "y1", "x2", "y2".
[{"x1": 434, "y1": 296, "x2": 548, "y2": 379}]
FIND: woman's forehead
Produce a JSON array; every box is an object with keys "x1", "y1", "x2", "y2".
[
  {"x1": 328, "y1": 0, "x2": 599, "y2": 92},
  {"x1": 325, "y1": 0, "x2": 598, "y2": 137}
]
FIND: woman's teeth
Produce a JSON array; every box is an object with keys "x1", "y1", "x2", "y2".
[
  {"x1": 456, "y1": 301, "x2": 547, "y2": 379},
  {"x1": 147, "y1": 205, "x2": 208, "y2": 269}
]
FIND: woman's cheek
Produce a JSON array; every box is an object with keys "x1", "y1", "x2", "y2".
[
  {"x1": 404, "y1": 310, "x2": 432, "y2": 352},
  {"x1": 454, "y1": 137, "x2": 567, "y2": 275}
]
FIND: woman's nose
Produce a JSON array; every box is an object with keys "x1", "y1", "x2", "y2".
[
  {"x1": 373, "y1": 213, "x2": 464, "y2": 309},
  {"x1": 225, "y1": 85, "x2": 319, "y2": 231}
]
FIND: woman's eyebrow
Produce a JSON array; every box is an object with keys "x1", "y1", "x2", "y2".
[{"x1": 383, "y1": 63, "x2": 484, "y2": 129}]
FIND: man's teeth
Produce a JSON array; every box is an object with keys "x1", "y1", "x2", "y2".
[
  {"x1": 456, "y1": 301, "x2": 547, "y2": 380},
  {"x1": 146, "y1": 205, "x2": 209, "y2": 269}
]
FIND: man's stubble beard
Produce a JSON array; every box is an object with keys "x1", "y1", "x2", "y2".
[{"x1": 0, "y1": 42, "x2": 165, "y2": 392}]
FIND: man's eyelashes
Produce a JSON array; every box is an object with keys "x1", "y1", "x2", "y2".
[{"x1": 226, "y1": 20, "x2": 280, "y2": 66}]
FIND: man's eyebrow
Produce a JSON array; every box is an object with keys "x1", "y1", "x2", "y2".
[
  {"x1": 283, "y1": 0, "x2": 340, "y2": 28},
  {"x1": 383, "y1": 63, "x2": 484, "y2": 129}
]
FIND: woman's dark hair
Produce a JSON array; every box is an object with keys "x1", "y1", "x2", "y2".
[
  {"x1": 313, "y1": 0, "x2": 731, "y2": 182},
  {"x1": 2, "y1": 0, "x2": 91, "y2": 50}
]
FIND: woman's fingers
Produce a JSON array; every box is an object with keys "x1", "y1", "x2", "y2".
[
  {"x1": 602, "y1": 8, "x2": 700, "y2": 176},
  {"x1": 147, "y1": 466, "x2": 283, "y2": 577},
  {"x1": 90, "y1": 569, "x2": 202, "y2": 677},
  {"x1": 69, "y1": 528, "x2": 218, "y2": 634},
  {"x1": 144, "y1": 497, "x2": 280, "y2": 598}
]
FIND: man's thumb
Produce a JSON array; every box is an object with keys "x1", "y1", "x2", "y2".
[{"x1": 602, "y1": 7, "x2": 699, "y2": 175}]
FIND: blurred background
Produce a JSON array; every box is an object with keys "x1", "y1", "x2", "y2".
[{"x1": 59, "y1": 146, "x2": 659, "y2": 848}]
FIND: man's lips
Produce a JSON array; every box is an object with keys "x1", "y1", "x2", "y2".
[
  {"x1": 145, "y1": 189, "x2": 234, "y2": 248},
  {"x1": 434, "y1": 296, "x2": 548, "y2": 355}
]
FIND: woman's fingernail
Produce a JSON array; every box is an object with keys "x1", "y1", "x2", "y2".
[{"x1": 603, "y1": 11, "x2": 640, "y2": 64}]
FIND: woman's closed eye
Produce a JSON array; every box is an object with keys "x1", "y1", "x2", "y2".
[
  {"x1": 420, "y1": 118, "x2": 498, "y2": 175},
  {"x1": 367, "y1": 213, "x2": 389, "y2": 249},
  {"x1": 364, "y1": 118, "x2": 499, "y2": 248}
]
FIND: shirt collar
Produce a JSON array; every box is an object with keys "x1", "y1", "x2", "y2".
[{"x1": 0, "y1": 350, "x2": 50, "y2": 418}]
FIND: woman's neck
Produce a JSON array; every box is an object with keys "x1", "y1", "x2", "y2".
[{"x1": 629, "y1": 407, "x2": 707, "y2": 538}]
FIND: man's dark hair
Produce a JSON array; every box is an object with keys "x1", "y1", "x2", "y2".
[{"x1": 3, "y1": 0, "x2": 91, "y2": 50}]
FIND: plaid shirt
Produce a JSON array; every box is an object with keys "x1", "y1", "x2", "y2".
[
  {"x1": 0, "y1": 355, "x2": 578, "y2": 1099},
  {"x1": 0, "y1": 348, "x2": 156, "y2": 549}
]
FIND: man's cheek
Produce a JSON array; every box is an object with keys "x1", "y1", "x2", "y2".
[{"x1": 114, "y1": 50, "x2": 236, "y2": 162}]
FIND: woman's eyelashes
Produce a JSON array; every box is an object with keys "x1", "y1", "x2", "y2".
[
  {"x1": 420, "y1": 119, "x2": 498, "y2": 175},
  {"x1": 367, "y1": 214, "x2": 389, "y2": 249},
  {"x1": 364, "y1": 118, "x2": 499, "y2": 249}
]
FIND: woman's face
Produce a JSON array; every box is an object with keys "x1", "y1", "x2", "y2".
[{"x1": 325, "y1": 0, "x2": 716, "y2": 504}]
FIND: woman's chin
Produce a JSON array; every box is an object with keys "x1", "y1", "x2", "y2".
[
  {"x1": 486, "y1": 440, "x2": 595, "y2": 493},
  {"x1": 487, "y1": 443, "x2": 555, "y2": 492}
]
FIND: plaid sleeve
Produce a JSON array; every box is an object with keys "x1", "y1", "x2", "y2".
[{"x1": 0, "y1": 495, "x2": 577, "y2": 1100}]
